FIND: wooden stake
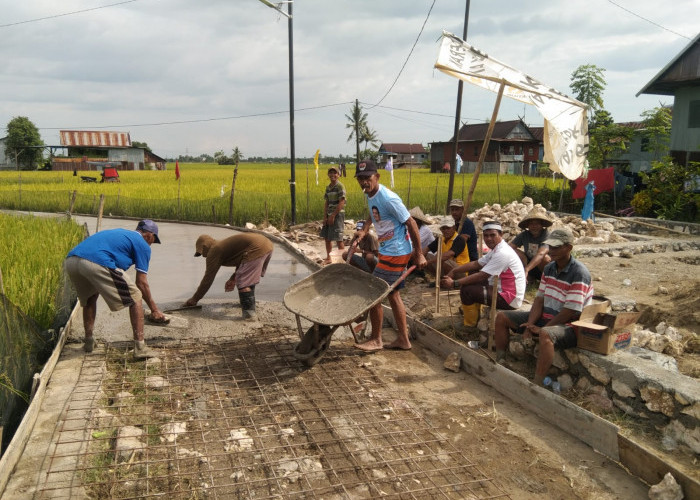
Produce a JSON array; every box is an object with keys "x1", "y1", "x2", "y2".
[
  {"x1": 228, "y1": 162, "x2": 238, "y2": 225},
  {"x1": 95, "y1": 194, "x2": 105, "y2": 232},
  {"x1": 488, "y1": 275, "x2": 499, "y2": 351},
  {"x1": 435, "y1": 234, "x2": 443, "y2": 313},
  {"x1": 68, "y1": 190, "x2": 77, "y2": 215},
  {"x1": 465, "y1": 81, "x2": 505, "y2": 213}
]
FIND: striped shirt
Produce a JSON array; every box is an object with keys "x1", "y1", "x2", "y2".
[
  {"x1": 324, "y1": 181, "x2": 346, "y2": 215},
  {"x1": 537, "y1": 256, "x2": 593, "y2": 321}
]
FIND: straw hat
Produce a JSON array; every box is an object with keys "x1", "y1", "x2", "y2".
[
  {"x1": 409, "y1": 206, "x2": 432, "y2": 225},
  {"x1": 518, "y1": 208, "x2": 553, "y2": 229}
]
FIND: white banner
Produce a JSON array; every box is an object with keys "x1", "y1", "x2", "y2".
[{"x1": 435, "y1": 32, "x2": 588, "y2": 180}]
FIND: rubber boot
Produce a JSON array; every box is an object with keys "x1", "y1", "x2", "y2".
[
  {"x1": 462, "y1": 303, "x2": 480, "y2": 327},
  {"x1": 239, "y1": 289, "x2": 257, "y2": 320},
  {"x1": 134, "y1": 340, "x2": 157, "y2": 360},
  {"x1": 83, "y1": 336, "x2": 95, "y2": 353}
]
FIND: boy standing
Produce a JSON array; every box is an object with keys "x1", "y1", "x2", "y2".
[{"x1": 321, "y1": 166, "x2": 346, "y2": 265}]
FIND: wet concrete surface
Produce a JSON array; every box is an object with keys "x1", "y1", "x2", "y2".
[{"x1": 71, "y1": 216, "x2": 315, "y2": 305}]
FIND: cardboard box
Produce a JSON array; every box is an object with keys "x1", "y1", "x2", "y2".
[{"x1": 573, "y1": 300, "x2": 641, "y2": 354}]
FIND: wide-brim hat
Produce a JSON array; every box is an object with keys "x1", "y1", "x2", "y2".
[
  {"x1": 518, "y1": 208, "x2": 553, "y2": 229},
  {"x1": 409, "y1": 206, "x2": 431, "y2": 225}
]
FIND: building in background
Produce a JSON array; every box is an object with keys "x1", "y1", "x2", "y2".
[{"x1": 637, "y1": 33, "x2": 700, "y2": 167}]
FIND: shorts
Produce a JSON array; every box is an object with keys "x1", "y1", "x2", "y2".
[
  {"x1": 64, "y1": 256, "x2": 141, "y2": 311},
  {"x1": 236, "y1": 251, "x2": 273, "y2": 289},
  {"x1": 502, "y1": 310, "x2": 577, "y2": 349},
  {"x1": 372, "y1": 253, "x2": 411, "y2": 292},
  {"x1": 320, "y1": 213, "x2": 345, "y2": 241},
  {"x1": 350, "y1": 254, "x2": 372, "y2": 273}
]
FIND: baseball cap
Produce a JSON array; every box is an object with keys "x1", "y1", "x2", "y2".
[
  {"x1": 355, "y1": 159, "x2": 378, "y2": 177},
  {"x1": 544, "y1": 228, "x2": 574, "y2": 247},
  {"x1": 136, "y1": 219, "x2": 160, "y2": 244},
  {"x1": 449, "y1": 199, "x2": 464, "y2": 208},
  {"x1": 438, "y1": 215, "x2": 455, "y2": 228},
  {"x1": 328, "y1": 166, "x2": 340, "y2": 174}
]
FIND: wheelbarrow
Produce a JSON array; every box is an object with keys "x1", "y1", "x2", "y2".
[{"x1": 283, "y1": 262, "x2": 414, "y2": 366}]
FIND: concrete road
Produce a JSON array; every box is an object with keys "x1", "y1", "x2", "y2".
[{"x1": 71, "y1": 216, "x2": 315, "y2": 306}]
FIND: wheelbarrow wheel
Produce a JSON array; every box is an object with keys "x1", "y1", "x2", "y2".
[{"x1": 294, "y1": 325, "x2": 333, "y2": 367}]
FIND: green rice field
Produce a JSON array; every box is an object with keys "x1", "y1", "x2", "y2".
[
  {"x1": 0, "y1": 163, "x2": 550, "y2": 228},
  {"x1": 0, "y1": 214, "x2": 84, "y2": 329}
]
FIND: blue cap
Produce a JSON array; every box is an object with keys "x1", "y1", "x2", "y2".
[{"x1": 137, "y1": 219, "x2": 161, "y2": 244}]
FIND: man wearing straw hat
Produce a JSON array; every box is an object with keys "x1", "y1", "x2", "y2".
[
  {"x1": 408, "y1": 206, "x2": 435, "y2": 251},
  {"x1": 509, "y1": 207, "x2": 553, "y2": 283}
]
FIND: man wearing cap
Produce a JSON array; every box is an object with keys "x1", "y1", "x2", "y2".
[
  {"x1": 353, "y1": 159, "x2": 427, "y2": 351},
  {"x1": 183, "y1": 233, "x2": 273, "y2": 319},
  {"x1": 494, "y1": 229, "x2": 594, "y2": 386},
  {"x1": 64, "y1": 219, "x2": 165, "y2": 358},
  {"x1": 424, "y1": 216, "x2": 469, "y2": 282},
  {"x1": 441, "y1": 221, "x2": 526, "y2": 318},
  {"x1": 320, "y1": 165, "x2": 346, "y2": 265},
  {"x1": 509, "y1": 208, "x2": 553, "y2": 282},
  {"x1": 449, "y1": 199, "x2": 478, "y2": 263}
]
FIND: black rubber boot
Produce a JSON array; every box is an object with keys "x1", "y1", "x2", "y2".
[{"x1": 239, "y1": 289, "x2": 256, "y2": 319}]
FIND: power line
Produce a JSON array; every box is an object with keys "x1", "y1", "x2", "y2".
[
  {"x1": 606, "y1": 0, "x2": 691, "y2": 40},
  {"x1": 39, "y1": 101, "x2": 353, "y2": 130},
  {"x1": 367, "y1": 0, "x2": 437, "y2": 109},
  {"x1": 0, "y1": 0, "x2": 141, "y2": 29}
]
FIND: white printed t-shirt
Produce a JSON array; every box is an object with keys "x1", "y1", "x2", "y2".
[{"x1": 477, "y1": 239, "x2": 526, "y2": 308}]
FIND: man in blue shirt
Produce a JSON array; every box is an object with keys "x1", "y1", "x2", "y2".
[
  {"x1": 65, "y1": 219, "x2": 165, "y2": 358},
  {"x1": 353, "y1": 160, "x2": 426, "y2": 352}
]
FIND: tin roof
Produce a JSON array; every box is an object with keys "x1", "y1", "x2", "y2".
[
  {"x1": 60, "y1": 130, "x2": 131, "y2": 148},
  {"x1": 637, "y1": 33, "x2": 700, "y2": 96}
]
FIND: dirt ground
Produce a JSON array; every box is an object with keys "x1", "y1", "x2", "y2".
[{"x1": 282, "y1": 228, "x2": 700, "y2": 495}]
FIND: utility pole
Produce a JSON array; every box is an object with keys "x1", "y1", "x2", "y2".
[{"x1": 446, "y1": 0, "x2": 471, "y2": 212}]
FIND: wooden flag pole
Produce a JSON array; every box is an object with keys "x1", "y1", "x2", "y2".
[
  {"x1": 435, "y1": 235, "x2": 443, "y2": 313},
  {"x1": 465, "y1": 81, "x2": 506, "y2": 213}
]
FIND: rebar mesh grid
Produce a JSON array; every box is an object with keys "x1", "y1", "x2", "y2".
[{"x1": 38, "y1": 329, "x2": 510, "y2": 499}]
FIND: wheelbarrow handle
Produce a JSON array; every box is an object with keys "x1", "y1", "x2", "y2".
[
  {"x1": 345, "y1": 238, "x2": 359, "y2": 264},
  {"x1": 388, "y1": 265, "x2": 416, "y2": 292}
]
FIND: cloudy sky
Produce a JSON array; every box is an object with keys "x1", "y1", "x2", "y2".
[{"x1": 1, "y1": 0, "x2": 697, "y2": 160}]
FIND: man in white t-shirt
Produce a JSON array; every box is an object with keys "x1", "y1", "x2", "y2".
[{"x1": 441, "y1": 221, "x2": 526, "y2": 311}]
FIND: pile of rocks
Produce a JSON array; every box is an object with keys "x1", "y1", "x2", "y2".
[{"x1": 466, "y1": 197, "x2": 629, "y2": 245}]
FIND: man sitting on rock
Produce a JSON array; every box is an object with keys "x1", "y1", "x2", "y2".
[
  {"x1": 509, "y1": 207, "x2": 553, "y2": 283},
  {"x1": 494, "y1": 228, "x2": 594, "y2": 386},
  {"x1": 441, "y1": 220, "x2": 526, "y2": 315}
]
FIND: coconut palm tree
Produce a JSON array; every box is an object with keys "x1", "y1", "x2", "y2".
[
  {"x1": 345, "y1": 100, "x2": 367, "y2": 165},
  {"x1": 360, "y1": 126, "x2": 380, "y2": 151}
]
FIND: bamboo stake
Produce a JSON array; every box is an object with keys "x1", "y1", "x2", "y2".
[
  {"x1": 488, "y1": 275, "x2": 500, "y2": 351},
  {"x1": 435, "y1": 234, "x2": 443, "y2": 313},
  {"x1": 228, "y1": 162, "x2": 238, "y2": 225},
  {"x1": 95, "y1": 194, "x2": 105, "y2": 232},
  {"x1": 465, "y1": 81, "x2": 505, "y2": 213},
  {"x1": 68, "y1": 190, "x2": 77, "y2": 215}
]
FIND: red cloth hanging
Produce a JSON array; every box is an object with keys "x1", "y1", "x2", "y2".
[{"x1": 572, "y1": 167, "x2": 615, "y2": 199}]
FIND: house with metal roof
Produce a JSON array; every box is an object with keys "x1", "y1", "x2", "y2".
[
  {"x1": 377, "y1": 143, "x2": 428, "y2": 166},
  {"x1": 51, "y1": 130, "x2": 165, "y2": 171},
  {"x1": 637, "y1": 33, "x2": 700, "y2": 167},
  {"x1": 430, "y1": 119, "x2": 540, "y2": 174}
]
